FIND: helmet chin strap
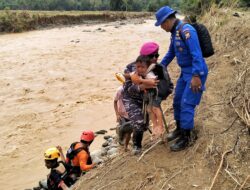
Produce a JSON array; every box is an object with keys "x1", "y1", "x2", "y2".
[
  {"x1": 80, "y1": 140, "x2": 89, "y2": 148},
  {"x1": 52, "y1": 161, "x2": 59, "y2": 168}
]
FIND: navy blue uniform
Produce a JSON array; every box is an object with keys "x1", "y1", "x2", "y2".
[{"x1": 161, "y1": 20, "x2": 208, "y2": 130}]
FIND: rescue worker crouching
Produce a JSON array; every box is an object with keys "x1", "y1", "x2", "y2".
[
  {"x1": 65, "y1": 130, "x2": 95, "y2": 178},
  {"x1": 44, "y1": 147, "x2": 73, "y2": 190}
]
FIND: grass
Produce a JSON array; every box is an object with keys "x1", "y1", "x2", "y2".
[{"x1": 0, "y1": 10, "x2": 152, "y2": 33}]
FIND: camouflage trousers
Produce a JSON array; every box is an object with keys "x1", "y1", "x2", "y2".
[{"x1": 123, "y1": 98, "x2": 148, "y2": 132}]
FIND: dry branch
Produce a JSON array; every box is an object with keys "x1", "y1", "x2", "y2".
[
  {"x1": 160, "y1": 170, "x2": 182, "y2": 190},
  {"x1": 160, "y1": 165, "x2": 191, "y2": 190},
  {"x1": 229, "y1": 62, "x2": 250, "y2": 133},
  {"x1": 208, "y1": 149, "x2": 233, "y2": 190},
  {"x1": 224, "y1": 168, "x2": 241, "y2": 186},
  {"x1": 97, "y1": 179, "x2": 120, "y2": 190},
  {"x1": 138, "y1": 139, "x2": 162, "y2": 162},
  {"x1": 239, "y1": 175, "x2": 250, "y2": 190},
  {"x1": 220, "y1": 116, "x2": 238, "y2": 134}
]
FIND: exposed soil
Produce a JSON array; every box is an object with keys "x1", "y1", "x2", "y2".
[
  {"x1": 0, "y1": 11, "x2": 152, "y2": 33},
  {"x1": 1, "y1": 8, "x2": 249, "y2": 190},
  {"x1": 74, "y1": 8, "x2": 250, "y2": 190}
]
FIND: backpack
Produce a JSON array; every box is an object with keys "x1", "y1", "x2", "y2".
[
  {"x1": 66, "y1": 142, "x2": 92, "y2": 167},
  {"x1": 66, "y1": 142, "x2": 84, "y2": 160},
  {"x1": 179, "y1": 22, "x2": 214, "y2": 58},
  {"x1": 152, "y1": 64, "x2": 173, "y2": 100},
  {"x1": 47, "y1": 161, "x2": 75, "y2": 190}
]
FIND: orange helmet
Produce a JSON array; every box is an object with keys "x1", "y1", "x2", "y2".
[{"x1": 80, "y1": 130, "x2": 95, "y2": 142}]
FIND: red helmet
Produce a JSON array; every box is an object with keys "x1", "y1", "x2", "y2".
[{"x1": 80, "y1": 130, "x2": 95, "y2": 142}]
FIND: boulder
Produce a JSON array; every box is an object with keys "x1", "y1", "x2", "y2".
[
  {"x1": 90, "y1": 150, "x2": 102, "y2": 158},
  {"x1": 107, "y1": 147, "x2": 118, "y2": 156},
  {"x1": 102, "y1": 141, "x2": 109, "y2": 147},
  {"x1": 104, "y1": 135, "x2": 112, "y2": 140}
]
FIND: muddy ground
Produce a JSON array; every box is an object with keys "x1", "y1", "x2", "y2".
[
  {"x1": 74, "y1": 8, "x2": 250, "y2": 190},
  {"x1": 0, "y1": 9, "x2": 249, "y2": 190}
]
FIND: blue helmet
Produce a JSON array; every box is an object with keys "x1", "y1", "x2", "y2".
[{"x1": 155, "y1": 6, "x2": 177, "y2": 26}]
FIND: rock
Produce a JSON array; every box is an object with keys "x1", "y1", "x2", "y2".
[
  {"x1": 102, "y1": 141, "x2": 109, "y2": 147},
  {"x1": 76, "y1": 101, "x2": 84, "y2": 104},
  {"x1": 90, "y1": 150, "x2": 102, "y2": 158},
  {"x1": 107, "y1": 147, "x2": 118, "y2": 156},
  {"x1": 82, "y1": 30, "x2": 91, "y2": 32},
  {"x1": 109, "y1": 127, "x2": 116, "y2": 131},
  {"x1": 109, "y1": 144, "x2": 119, "y2": 148},
  {"x1": 109, "y1": 153, "x2": 118, "y2": 159},
  {"x1": 104, "y1": 135, "x2": 112, "y2": 140},
  {"x1": 92, "y1": 156, "x2": 103, "y2": 164},
  {"x1": 120, "y1": 22, "x2": 126, "y2": 25},
  {"x1": 39, "y1": 179, "x2": 47, "y2": 189},
  {"x1": 96, "y1": 28, "x2": 106, "y2": 32},
  {"x1": 104, "y1": 146, "x2": 110, "y2": 151},
  {"x1": 100, "y1": 148, "x2": 107, "y2": 156},
  {"x1": 96, "y1": 130, "x2": 108, "y2": 135},
  {"x1": 233, "y1": 12, "x2": 240, "y2": 17},
  {"x1": 107, "y1": 138, "x2": 113, "y2": 143}
]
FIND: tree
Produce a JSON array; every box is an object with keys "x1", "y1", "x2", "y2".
[
  {"x1": 110, "y1": 0, "x2": 123, "y2": 11},
  {"x1": 0, "y1": 0, "x2": 248, "y2": 11}
]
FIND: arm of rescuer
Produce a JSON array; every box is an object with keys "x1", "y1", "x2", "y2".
[
  {"x1": 56, "y1": 146, "x2": 66, "y2": 163},
  {"x1": 181, "y1": 24, "x2": 204, "y2": 92},
  {"x1": 130, "y1": 72, "x2": 158, "y2": 89},
  {"x1": 58, "y1": 181, "x2": 70, "y2": 190},
  {"x1": 123, "y1": 63, "x2": 158, "y2": 88},
  {"x1": 50, "y1": 169, "x2": 70, "y2": 190},
  {"x1": 114, "y1": 94, "x2": 121, "y2": 122},
  {"x1": 77, "y1": 150, "x2": 95, "y2": 171},
  {"x1": 126, "y1": 81, "x2": 148, "y2": 96},
  {"x1": 160, "y1": 35, "x2": 175, "y2": 67}
]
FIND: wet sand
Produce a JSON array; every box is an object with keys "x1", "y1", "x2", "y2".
[{"x1": 0, "y1": 19, "x2": 171, "y2": 190}]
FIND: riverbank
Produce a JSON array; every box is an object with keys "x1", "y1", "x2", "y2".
[
  {"x1": 0, "y1": 10, "x2": 152, "y2": 33},
  {"x1": 74, "y1": 7, "x2": 250, "y2": 190}
]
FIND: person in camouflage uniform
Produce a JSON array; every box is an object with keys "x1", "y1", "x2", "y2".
[
  {"x1": 123, "y1": 75, "x2": 148, "y2": 154},
  {"x1": 122, "y1": 42, "x2": 160, "y2": 154}
]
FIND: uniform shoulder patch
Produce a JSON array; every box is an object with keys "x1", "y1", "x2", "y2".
[{"x1": 184, "y1": 31, "x2": 191, "y2": 40}]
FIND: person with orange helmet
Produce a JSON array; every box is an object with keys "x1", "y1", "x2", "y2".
[{"x1": 65, "y1": 130, "x2": 95, "y2": 177}]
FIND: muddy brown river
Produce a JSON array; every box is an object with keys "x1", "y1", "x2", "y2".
[{"x1": 0, "y1": 19, "x2": 171, "y2": 190}]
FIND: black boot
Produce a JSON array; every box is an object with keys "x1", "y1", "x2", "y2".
[
  {"x1": 118, "y1": 120, "x2": 125, "y2": 145},
  {"x1": 132, "y1": 130, "x2": 143, "y2": 155},
  {"x1": 167, "y1": 120, "x2": 181, "y2": 142},
  {"x1": 170, "y1": 128, "x2": 190, "y2": 152}
]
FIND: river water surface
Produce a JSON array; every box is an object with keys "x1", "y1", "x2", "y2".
[{"x1": 0, "y1": 19, "x2": 171, "y2": 190}]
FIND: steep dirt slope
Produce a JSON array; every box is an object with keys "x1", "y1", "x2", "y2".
[{"x1": 75, "y1": 8, "x2": 250, "y2": 190}]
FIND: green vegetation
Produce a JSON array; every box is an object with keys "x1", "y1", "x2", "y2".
[
  {"x1": 0, "y1": 10, "x2": 151, "y2": 32},
  {"x1": 0, "y1": 0, "x2": 248, "y2": 12},
  {"x1": 180, "y1": 0, "x2": 249, "y2": 14},
  {"x1": 0, "y1": 0, "x2": 170, "y2": 11},
  {"x1": 0, "y1": 0, "x2": 248, "y2": 33}
]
